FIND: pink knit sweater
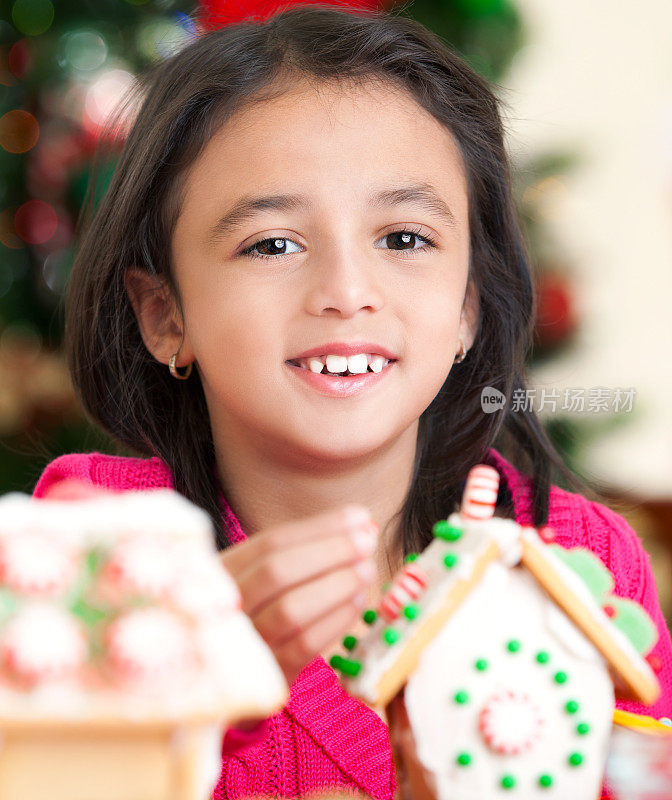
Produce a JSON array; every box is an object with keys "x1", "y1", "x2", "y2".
[{"x1": 33, "y1": 448, "x2": 672, "y2": 800}]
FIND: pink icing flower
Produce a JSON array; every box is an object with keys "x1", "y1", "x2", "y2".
[
  {"x1": 97, "y1": 535, "x2": 177, "y2": 604},
  {"x1": 1, "y1": 603, "x2": 88, "y2": 686},
  {"x1": 105, "y1": 606, "x2": 194, "y2": 683},
  {"x1": 0, "y1": 532, "x2": 79, "y2": 598}
]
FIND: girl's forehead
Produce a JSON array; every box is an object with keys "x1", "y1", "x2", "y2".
[{"x1": 179, "y1": 79, "x2": 468, "y2": 217}]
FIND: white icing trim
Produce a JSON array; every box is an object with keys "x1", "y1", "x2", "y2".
[
  {"x1": 521, "y1": 530, "x2": 658, "y2": 687},
  {"x1": 0, "y1": 491, "x2": 214, "y2": 550}
]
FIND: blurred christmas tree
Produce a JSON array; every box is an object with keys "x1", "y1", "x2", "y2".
[
  {"x1": 0, "y1": 0, "x2": 594, "y2": 493},
  {"x1": 0, "y1": 0, "x2": 197, "y2": 491}
]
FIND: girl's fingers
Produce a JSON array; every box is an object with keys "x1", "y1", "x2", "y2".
[
  {"x1": 273, "y1": 592, "x2": 367, "y2": 685},
  {"x1": 220, "y1": 503, "x2": 371, "y2": 576},
  {"x1": 236, "y1": 523, "x2": 378, "y2": 616},
  {"x1": 252, "y1": 561, "x2": 375, "y2": 647},
  {"x1": 41, "y1": 479, "x2": 114, "y2": 501}
]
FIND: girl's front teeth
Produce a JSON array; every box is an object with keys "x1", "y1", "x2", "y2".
[{"x1": 301, "y1": 354, "x2": 389, "y2": 375}]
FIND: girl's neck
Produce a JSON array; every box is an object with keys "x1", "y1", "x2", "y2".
[{"x1": 213, "y1": 420, "x2": 420, "y2": 583}]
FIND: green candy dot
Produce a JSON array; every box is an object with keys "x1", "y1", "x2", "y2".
[
  {"x1": 506, "y1": 639, "x2": 521, "y2": 653},
  {"x1": 382, "y1": 582, "x2": 391, "y2": 592},
  {"x1": 554, "y1": 670, "x2": 568, "y2": 684},
  {"x1": 454, "y1": 690, "x2": 469, "y2": 704},
  {"x1": 404, "y1": 553, "x2": 418, "y2": 563},
  {"x1": 343, "y1": 635, "x2": 357, "y2": 651},
  {"x1": 475, "y1": 658, "x2": 488, "y2": 672},
  {"x1": 565, "y1": 700, "x2": 580, "y2": 714},
  {"x1": 568, "y1": 752, "x2": 584, "y2": 767},
  {"x1": 383, "y1": 627, "x2": 400, "y2": 646},
  {"x1": 538, "y1": 774, "x2": 553, "y2": 788},
  {"x1": 500, "y1": 775, "x2": 516, "y2": 790},
  {"x1": 456, "y1": 752, "x2": 472, "y2": 766},
  {"x1": 576, "y1": 722, "x2": 590, "y2": 735},
  {"x1": 362, "y1": 609, "x2": 377, "y2": 625},
  {"x1": 443, "y1": 552, "x2": 459, "y2": 568},
  {"x1": 328, "y1": 654, "x2": 361, "y2": 677},
  {"x1": 536, "y1": 650, "x2": 550, "y2": 664},
  {"x1": 432, "y1": 520, "x2": 462, "y2": 541},
  {"x1": 403, "y1": 603, "x2": 420, "y2": 620}
]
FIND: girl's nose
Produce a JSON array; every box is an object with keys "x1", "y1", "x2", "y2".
[{"x1": 302, "y1": 247, "x2": 385, "y2": 317}]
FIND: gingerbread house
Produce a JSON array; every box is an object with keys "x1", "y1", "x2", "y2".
[
  {"x1": 0, "y1": 488, "x2": 287, "y2": 800},
  {"x1": 330, "y1": 465, "x2": 661, "y2": 800}
]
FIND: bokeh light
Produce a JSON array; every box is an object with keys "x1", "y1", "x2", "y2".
[
  {"x1": 14, "y1": 199, "x2": 58, "y2": 245},
  {"x1": 42, "y1": 247, "x2": 73, "y2": 294},
  {"x1": 175, "y1": 12, "x2": 197, "y2": 37},
  {"x1": 11, "y1": 0, "x2": 55, "y2": 37},
  {"x1": 136, "y1": 17, "x2": 197, "y2": 61},
  {"x1": 83, "y1": 68, "x2": 137, "y2": 133},
  {"x1": 59, "y1": 30, "x2": 108, "y2": 72},
  {"x1": 0, "y1": 109, "x2": 39, "y2": 153},
  {"x1": 8, "y1": 39, "x2": 32, "y2": 80}
]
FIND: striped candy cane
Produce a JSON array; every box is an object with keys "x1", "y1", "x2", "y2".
[
  {"x1": 460, "y1": 464, "x2": 500, "y2": 520},
  {"x1": 378, "y1": 562, "x2": 429, "y2": 622}
]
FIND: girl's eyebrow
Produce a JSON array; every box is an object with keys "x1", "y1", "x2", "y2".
[{"x1": 205, "y1": 181, "x2": 458, "y2": 247}]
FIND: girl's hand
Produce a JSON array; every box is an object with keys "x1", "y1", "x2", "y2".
[
  {"x1": 39, "y1": 478, "x2": 114, "y2": 501},
  {"x1": 220, "y1": 504, "x2": 379, "y2": 686}
]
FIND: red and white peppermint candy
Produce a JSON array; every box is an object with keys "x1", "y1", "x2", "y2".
[
  {"x1": 97, "y1": 535, "x2": 177, "y2": 603},
  {"x1": 478, "y1": 689, "x2": 545, "y2": 755},
  {"x1": 167, "y1": 552, "x2": 241, "y2": 617},
  {"x1": 0, "y1": 532, "x2": 79, "y2": 598},
  {"x1": 106, "y1": 607, "x2": 194, "y2": 683},
  {"x1": 378, "y1": 562, "x2": 428, "y2": 622},
  {"x1": 1, "y1": 603, "x2": 87, "y2": 685},
  {"x1": 461, "y1": 465, "x2": 500, "y2": 520}
]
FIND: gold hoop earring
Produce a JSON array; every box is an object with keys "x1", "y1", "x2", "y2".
[
  {"x1": 169, "y1": 353, "x2": 193, "y2": 380},
  {"x1": 453, "y1": 339, "x2": 467, "y2": 364}
]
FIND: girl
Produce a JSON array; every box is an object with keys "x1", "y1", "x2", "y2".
[{"x1": 33, "y1": 4, "x2": 672, "y2": 798}]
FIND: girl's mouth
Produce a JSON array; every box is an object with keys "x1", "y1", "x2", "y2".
[
  {"x1": 284, "y1": 358, "x2": 397, "y2": 398},
  {"x1": 286, "y1": 355, "x2": 395, "y2": 376}
]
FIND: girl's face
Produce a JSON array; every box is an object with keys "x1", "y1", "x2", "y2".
[{"x1": 154, "y1": 78, "x2": 476, "y2": 466}]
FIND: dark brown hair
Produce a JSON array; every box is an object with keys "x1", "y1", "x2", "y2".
[{"x1": 67, "y1": 2, "x2": 602, "y2": 555}]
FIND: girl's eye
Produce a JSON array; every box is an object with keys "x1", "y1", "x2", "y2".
[
  {"x1": 240, "y1": 237, "x2": 303, "y2": 259},
  {"x1": 376, "y1": 229, "x2": 437, "y2": 256},
  {"x1": 239, "y1": 227, "x2": 437, "y2": 261}
]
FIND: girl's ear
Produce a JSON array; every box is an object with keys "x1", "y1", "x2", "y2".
[
  {"x1": 460, "y1": 278, "x2": 480, "y2": 350},
  {"x1": 124, "y1": 267, "x2": 189, "y2": 366}
]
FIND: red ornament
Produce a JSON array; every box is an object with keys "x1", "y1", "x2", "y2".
[
  {"x1": 646, "y1": 653, "x2": 663, "y2": 673},
  {"x1": 197, "y1": 0, "x2": 391, "y2": 31},
  {"x1": 533, "y1": 271, "x2": 577, "y2": 350},
  {"x1": 603, "y1": 604, "x2": 616, "y2": 619}
]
